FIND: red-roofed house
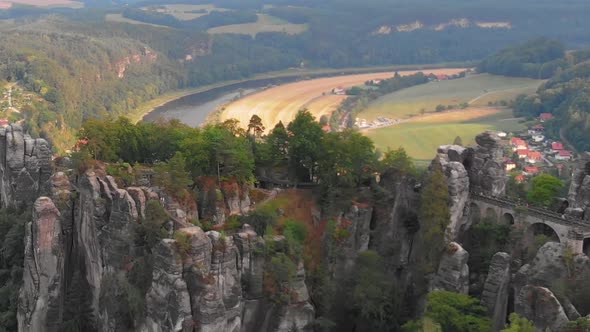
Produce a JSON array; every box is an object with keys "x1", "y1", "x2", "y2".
[
  {"x1": 322, "y1": 125, "x2": 331, "y2": 132},
  {"x1": 532, "y1": 124, "x2": 544, "y2": 131},
  {"x1": 517, "y1": 149, "x2": 529, "y2": 159},
  {"x1": 526, "y1": 151, "x2": 542, "y2": 164},
  {"x1": 0, "y1": 119, "x2": 8, "y2": 127},
  {"x1": 551, "y1": 142, "x2": 564, "y2": 152},
  {"x1": 505, "y1": 161, "x2": 516, "y2": 172},
  {"x1": 539, "y1": 113, "x2": 554, "y2": 122},
  {"x1": 524, "y1": 166, "x2": 539, "y2": 175},
  {"x1": 436, "y1": 74, "x2": 449, "y2": 81},
  {"x1": 511, "y1": 138, "x2": 528, "y2": 151},
  {"x1": 515, "y1": 174, "x2": 526, "y2": 183},
  {"x1": 556, "y1": 150, "x2": 572, "y2": 161}
]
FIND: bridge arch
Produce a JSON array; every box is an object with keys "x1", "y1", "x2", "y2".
[
  {"x1": 502, "y1": 212, "x2": 515, "y2": 225},
  {"x1": 485, "y1": 207, "x2": 498, "y2": 223},
  {"x1": 470, "y1": 202, "x2": 481, "y2": 224},
  {"x1": 527, "y1": 222, "x2": 560, "y2": 244},
  {"x1": 584, "y1": 237, "x2": 590, "y2": 257}
]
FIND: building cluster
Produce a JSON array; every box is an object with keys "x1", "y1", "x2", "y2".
[{"x1": 499, "y1": 113, "x2": 573, "y2": 183}]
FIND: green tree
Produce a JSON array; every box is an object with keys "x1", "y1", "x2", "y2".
[
  {"x1": 425, "y1": 291, "x2": 491, "y2": 332},
  {"x1": 527, "y1": 174, "x2": 563, "y2": 207},
  {"x1": 380, "y1": 147, "x2": 415, "y2": 175},
  {"x1": 154, "y1": 151, "x2": 193, "y2": 199},
  {"x1": 347, "y1": 251, "x2": 401, "y2": 331},
  {"x1": 287, "y1": 110, "x2": 324, "y2": 182},
  {"x1": 501, "y1": 313, "x2": 535, "y2": 332},
  {"x1": 267, "y1": 121, "x2": 289, "y2": 164},
  {"x1": 435, "y1": 104, "x2": 446, "y2": 112},
  {"x1": 247, "y1": 114, "x2": 265, "y2": 137},
  {"x1": 453, "y1": 136, "x2": 463, "y2": 146},
  {"x1": 418, "y1": 160, "x2": 450, "y2": 271}
]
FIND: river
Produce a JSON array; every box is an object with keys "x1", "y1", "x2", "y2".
[{"x1": 141, "y1": 76, "x2": 303, "y2": 126}]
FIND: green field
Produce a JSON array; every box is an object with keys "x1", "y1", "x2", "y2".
[
  {"x1": 359, "y1": 74, "x2": 542, "y2": 121},
  {"x1": 365, "y1": 109, "x2": 526, "y2": 165},
  {"x1": 208, "y1": 14, "x2": 307, "y2": 36}
]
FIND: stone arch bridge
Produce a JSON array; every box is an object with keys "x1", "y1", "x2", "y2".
[{"x1": 469, "y1": 192, "x2": 590, "y2": 254}]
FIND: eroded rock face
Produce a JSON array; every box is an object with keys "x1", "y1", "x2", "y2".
[
  {"x1": 0, "y1": 124, "x2": 52, "y2": 208},
  {"x1": 432, "y1": 242, "x2": 469, "y2": 294},
  {"x1": 144, "y1": 239, "x2": 192, "y2": 332},
  {"x1": 481, "y1": 252, "x2": 511, "y2": 331},
  {"x1": 465, "y1": 131, "x2": 506, "y2": 197},
  {"x1": 334, "y1": 203, "x2": 373, "y2": 272},
  {"x1": 567, "y1": 152, "x2": 590, "y2": 220},
  {"x1": 18, "y1": 197, "x2": 63, "y2": 332},
  {"x1": 515, "y1": 285, "x2": 569, "y2": 332},
  {"x1": 435, "y1": 146, "x2": 470, "y2": 239}
]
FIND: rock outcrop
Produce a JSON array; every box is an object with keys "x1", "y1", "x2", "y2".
[
  {"x1": 17, "y1": 168, "x2": 313, "y2": 332},
  {"x1": 435, "y1": 145, "x2": 470, "y2": 238},
  {"x1": 0, "y1": 124, "x2": 52, "y2": 208},
  {"x1": 515, "y1": 285, "x2": 569, "y2": 332},
  {"x1": 513, "y1": 242, "x2": 590, "y2": 330},
  {"x1": 567, "y1": 152, "x2": 590, "y2": 220},
  {"x1": 144, "y1": 239, "x2": 192, "y2": 332},
  {"x1": 432, "y1": 242, "x2": 469, "y2": 294},
  {"x1": 18, "y1": 197, "x2": 64, "y2": 332},
  {"x1": 465, "y1": 131, "x2": 506, "y2": 197},
  {"x1": 481, "y1": 252, "x2": 511, "y2": 331}
]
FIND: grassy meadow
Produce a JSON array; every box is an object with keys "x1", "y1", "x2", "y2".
[
  {"x1": 359, "y1": 74, "x2": 542, "y2": 121},
  {"x1": 364, "y1": 108, "x2": 526, "y2": 165},
  {"x1": 208, "y1": 14, "x2": 307, "y2": 36}
]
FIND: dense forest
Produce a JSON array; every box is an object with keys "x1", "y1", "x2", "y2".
[
  {"x1": 477, "y1": 38, "x2": 567, "y2": 79},
  {"x1": 1, "y1": 0, "x2": 590, "y2": 151}
]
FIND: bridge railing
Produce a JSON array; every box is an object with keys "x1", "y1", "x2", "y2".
[{"x1": 469, "y1": 191, "x2": 589, "y2": 228}]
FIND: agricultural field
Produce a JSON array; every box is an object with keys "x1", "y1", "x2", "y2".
[
  {"x1": 143, "y1": 4, "x2": 227, "y2": 21},
  {"x1": 105, "y1": 13, "x2": 170, "y2": 28},
  {"x1": 207, "y1": 13, "x2": 307, "y2": 36},
  {"x1": 219, "y1": 68, "x2": 465, "y2": 132},
  {"x1": 0, "y1": 0, "x2": 82, "y2": 7},
  {"x1": 359, "y1": 74, "x2": 542, "y2": 121},
  {"x1": 364, "y1": 108, "x2": 526, "y2": 165}
]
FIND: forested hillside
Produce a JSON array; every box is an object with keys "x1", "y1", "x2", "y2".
[
  {"x1": 1, "y1": 0, "x2": 590, "y2": 152},
  {"x1": 478, "y1": 39, "x2": 590, "y2": 151}
]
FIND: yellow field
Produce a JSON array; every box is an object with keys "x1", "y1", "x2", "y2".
[
  {"x1": 219, "y1": 68, "x2": 466, "y2": 132},
  {"x1": 149, "y1": 4, "x2": 227, "y2": 20},
  {"x1": 208, "y1": 14, "x2": 307, "y2": 36},
  {"x1": 304, "y1": 95, "x2": 348, "y2": 120},
  {"x1": 105, "y1": 13, "x2": 170, "y2": 28}
]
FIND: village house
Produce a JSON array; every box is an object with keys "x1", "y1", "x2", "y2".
[
  {"x1": 497, "y1": 131, "x2": 507, "y2": 138},
  {"x1": 505, "y1": 161, "x2": 517, "y2": 171},
  {"x1": 517, "y1": 148, "x2": 529, "y2": 159},
  {"x1": 515, "y1": 174, "x2": 526, "y2": 183},
  {"x1": 524, "y1": 166, "x2": 540, "y2": 176},
  {"x1": 555, "y1": 150, "x2": 572, "y2": 161},
  {"x1": 511, "y1": 137, "x2": 528, "y2": 151},
  {"x1": 539, "y1": 113, "x2": 554, "y2": 122},
  {"x1": 526, "y1": 151, "x2": 543, "y2": 164},
  {"x1": 551, "y1": 142, "x2": 564, "y2": 153},
  {"x1": 533, "y1": 134, "x2": 545, "y2": 143}
]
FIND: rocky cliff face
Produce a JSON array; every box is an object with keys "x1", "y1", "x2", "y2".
[
  {"x1": 432, "y1": 242, "x2": 469, "y2": 294},
  {"x1": 567, "y1": 152, "x2": 590, "y2": 220},
  {"x1": 17, "y1": 169, "x2": 314, "y2": 332},
  {"x1": 0, "y1": 124, "x2": 52, "y2": 208},
  {"x1": 433, "y1": 131, "x2": 506, "y2": 240}
]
